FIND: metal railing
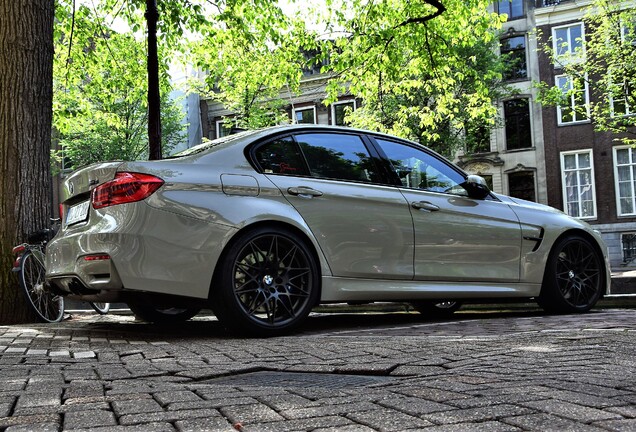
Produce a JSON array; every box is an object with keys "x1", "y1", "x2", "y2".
[{"x1": 622, "y1": 233, "x2": 636, "y2": 265}]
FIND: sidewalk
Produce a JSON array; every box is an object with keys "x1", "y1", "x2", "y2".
[{"x1": 1, "y1": 308, "x2": 635, "y2": 431}]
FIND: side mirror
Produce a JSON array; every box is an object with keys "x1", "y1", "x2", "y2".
[{"x1": 461, "y1": 175, "x2": 491, "y2": 200}]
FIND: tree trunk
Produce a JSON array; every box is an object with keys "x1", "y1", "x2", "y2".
[
  {"x1": 0, "y1": 0, "x2": 55, "y2": 323},
  {"x1": 146, "y1": 0, "x2": 162, "y2": 160}
]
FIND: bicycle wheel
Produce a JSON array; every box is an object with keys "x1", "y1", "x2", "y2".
[
  {"x1": 18, "y1": 251, "x2": 64, "y2": 323},
  {"x1": 89, "y1": 302, "x2": 110, "y2": 315}
]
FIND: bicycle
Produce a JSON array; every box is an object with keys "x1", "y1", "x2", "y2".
[
  {"x1": 12, "y1": 223, "x2": 110, "y2": 322},
  {"x1": 11, "y1": 226, "x2": 64, "y2": 322}
]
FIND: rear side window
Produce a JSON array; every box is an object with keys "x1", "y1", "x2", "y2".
[
  {"x1": 294, "y1": 133, "x2": 381, "y2": 183},
  {"x1": 254, "y1": 137, "x2": 309, "y2": 175}
]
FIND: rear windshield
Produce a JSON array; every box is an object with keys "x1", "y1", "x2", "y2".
[{"x1": 168, "y1": 129, "x2": 258, "y2": 158}]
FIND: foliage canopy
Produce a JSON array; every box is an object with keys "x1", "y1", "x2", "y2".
[{"x1": 53, "y1": 0, "x2": 186, "y2": 170}]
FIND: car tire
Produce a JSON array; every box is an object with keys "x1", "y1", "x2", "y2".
[
  {"x1": 538, "y1": 235, "x2": 604, "y2": 313},
  {"x1": 211, "y1": 226, "x2": 320, "y2": 336},
  {"x1": 411, "y1": 301, "x2": 462, "y2": 318},
  {"x1": 128, "y1": 303, "x2": 201, "y2": 323}
]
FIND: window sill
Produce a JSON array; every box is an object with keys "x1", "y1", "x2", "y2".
[
  {"x1": 557, "y1": 119, "x2": 592, "y2": 126},
  {"x1": 504, "y1": 147, "x2": 535, "y2": 154}
]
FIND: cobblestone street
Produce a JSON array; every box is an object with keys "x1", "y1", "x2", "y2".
[{"x1": 0, "y1": 306, "x2": 635, "y2": 431}]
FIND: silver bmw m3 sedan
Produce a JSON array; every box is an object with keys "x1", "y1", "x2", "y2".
[{"x1": 46, "y1": 125, "x2": 611, "y2": 336}]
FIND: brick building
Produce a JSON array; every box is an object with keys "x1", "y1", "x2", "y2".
[{"x1": 533, "y1": 0, "x2": 636, "y2": 269}]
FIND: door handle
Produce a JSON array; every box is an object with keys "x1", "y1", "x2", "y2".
[
  {"x1": 287, "y1": 186, "x2": 324, "y2": 198},
  {"x1": 411, "y1": 201, "x2": 440, "y2": 212}
]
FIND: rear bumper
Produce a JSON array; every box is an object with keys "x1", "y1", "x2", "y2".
[{"x1": 45, "y1": 201, "x2": 237, "y2": 299}]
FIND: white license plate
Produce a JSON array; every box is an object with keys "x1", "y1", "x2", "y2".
[{"x1": 65, "y1": 201, "x2": 90, "y2": 226}]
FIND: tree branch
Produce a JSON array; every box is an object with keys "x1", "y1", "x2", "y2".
[{"x1": 392, "y1": 0, "x2": 446, "y2": 31}]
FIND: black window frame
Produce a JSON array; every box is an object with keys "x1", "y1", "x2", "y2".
[
  {"x1": 249, "y1": 130, "x2": 387, "y2": 186},
  {"x1": 496, "y1": 0, "x2": 524, "y2": 21},
  {"x1": 508, "y1": 171, "x2": 537, "y2": 202},
  {"x1": 503, "y1": 98, "x2": 532, "y2": 151},
  {"x1": 500, "y1": 34, "x2": 528, "y2": 81},
  {"x1": 251, "y1": 135, "x2": 311, "y2": 177},
  {"x1": 367, "y1": 136, "x2": 469, "y2": 192}
]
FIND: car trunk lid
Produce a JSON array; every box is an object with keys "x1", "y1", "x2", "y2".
[{"x1": 61, "y1": 161, "x2": 124, "y2": 204}]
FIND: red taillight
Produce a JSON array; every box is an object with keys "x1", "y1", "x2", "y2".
[
  {"x1": 59, "y1": 203, "x2": 64, "y2": 220},
  {"x1": 83, "y1": 254, "x2": 111, "y2": 261},
  {"x1": 12, "y1": 245, "x2": 25, "y2": 255},
  {"x1": 92, "y1": 172, "x2": 164, "y2": 209}
]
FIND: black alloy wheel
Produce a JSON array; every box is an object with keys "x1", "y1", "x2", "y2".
[
  {"x1": 212, "y1": 227, "x2": 319, "y2": 336},
  {"x1": 538, "y1": 235, "x2": 604, "y2": 313}
]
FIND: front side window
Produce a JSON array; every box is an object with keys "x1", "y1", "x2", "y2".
[
  {"x1": 556, "y1": 75, "x2": 590, "y2": 124},
  {"x1": 254, "y1": 137, "x2": 309, "y2": 176},
  {"x1": 553, "y1": 23, "x2": 584, "y2": 62},
  {"x1": 294, "y1": 133, "x2": 380, "y2": 183},
  {"x1": 332, "y1": 100, "x2": 356, "y2": 126},
  {"x1": 504, "y1": 98, "x2": 532, "y2": 150},
  {"x1": 508, "y1": 171, "x2": 536, "y2": 202},
  {"x1": 614, "y1": 146, "x2": 636, "y2": 216},
  {"x1": 376, "y1": 139, "x2": 466, "y2": 195},
  {"x1": 501, "y1": 35, "x2": 527, "y2": 80},
  {"x1": 497, "y1": 0, "x2": 523, "y2": 20},
  {"x1": 293, "y1": 106, "x2": 316, "y2": 124},
  {"x1": 561, "y1": 150, "x2": 596, "y2": 219}
]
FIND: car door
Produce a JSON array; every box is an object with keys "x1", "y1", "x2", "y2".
[
  {"x1": 374, "y1": 138, "x2": 523, "y2": 283},
  {"x1": 252, "y1": 132, "x2": 414, "y2": 280}
]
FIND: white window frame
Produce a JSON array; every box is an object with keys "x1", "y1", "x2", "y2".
[
  {"x1": 613, "y1": 145, "x2": 636, "y2": 216},
  {"x1": 552, "y1": 22, "x2": 585, "y2": 64},
  {"x1": 555, "y1": 74, "x2": 590, "y2": 125},
  {"x1": 331, "y1": 99, "x2": 357, "y2": 126},
  {"x1": 560, "y1": 149, "x2": 597, "y2": 220},
  {"x1": 610, "y1": 87, "x2": 633, "y2": 117},
  {"x1": 293, "y1": 106, "x2": 317, "y2": 124},
  {"x1": 621, "y1": 17, "x2": 636, "y2": 45},
  {"x1": 216, "y1": 119, "x2": 232, "y2": 138}
]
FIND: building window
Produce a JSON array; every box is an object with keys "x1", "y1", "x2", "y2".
[
  {"x1": 621, "y1": 233, "x2": 636, "y2": 264},
  {"x1": 501, "y1": 35, "x2": 527, "y2": 80},
  {"x1": 614, "y1": 146, "x2": 636, "y2": 216},
  {"x1": 508, "y1": 171, "x2": 536, "y2": 202},
  {"x1": 552, "y1": 23, "x2": 584, "y2": 63},
  {"x1": 556, "y1": 75, "x2": 590, "y2": 124},
  {"x1": 465, "y1": 123, "x2": 490, "y2": 154},
  {"x1": 216, "y1": 119, "x2": 232, "y2": 138},
  {"x1": 331, "y1": 100, "x2": 356, "y2": 126},
  {"x1": 496, "y1": 0, "x2": 523, "y2": 20},
  {"x1": 621, "y1": 17, "x2": 636, "y2": 44},
  {"x1": 293, "y1": 106, "x2": 316, "y2": 124},
  {"x1": 610, "y1": 79, "x2": 634, "y2": 117},
  {"x1": 503, "y1": 99, "x2": 532, "y2": 150},
  {"x1": 561, "y1": 150, "x2": 596, "y2": 219}
]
